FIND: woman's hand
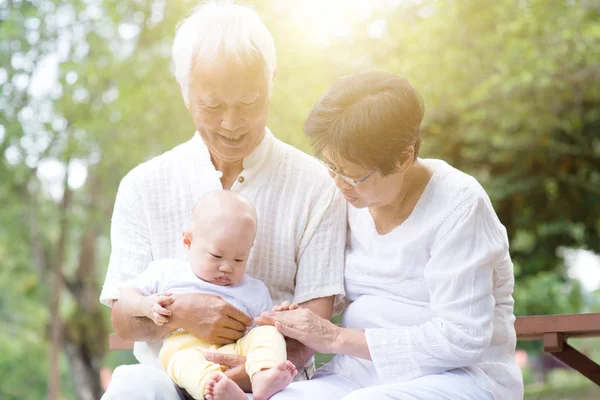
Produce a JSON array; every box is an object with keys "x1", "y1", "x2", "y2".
[{"x1": 256, "y1": 307, "x2": 341, "y2": 354}]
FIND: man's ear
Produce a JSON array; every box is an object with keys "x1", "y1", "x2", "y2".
[
  {"x1": 177, "y1": 81, "x2": 190, "y2": 110},
  {"x1": 182, "y1": 231, "x2": 192, "y2": 249}
]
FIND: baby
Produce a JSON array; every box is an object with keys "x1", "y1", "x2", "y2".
[{"x1": 119, "y1": 190, "x2": 296, "y2": 400}]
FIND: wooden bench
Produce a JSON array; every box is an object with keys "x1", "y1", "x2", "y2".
[
  {"x1": 109, "y1": 313, "x2": 600, "y2": 385},
  {"x1": 514, "y1": 313, "x2": 600, "y2": 385}
]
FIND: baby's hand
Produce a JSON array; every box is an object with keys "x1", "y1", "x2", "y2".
[
  {"x1": 272, "y1": 301, "x2": 300, "y2": 312},
  {"x1": 142, "y1": 293, "x2": 173, "y2": 326}
]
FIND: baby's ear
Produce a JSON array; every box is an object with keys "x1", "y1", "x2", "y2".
[{"x1": 181, "y1": 231, "x2": 192, "y2": 249}]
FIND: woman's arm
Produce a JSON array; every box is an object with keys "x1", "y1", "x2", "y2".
[
  {"x1": 286, "y1": 296, "x2": 334, "y2": 369},
  {"x1": 331, "y1": 328, "x2": 370, "y2": 360},
  {"x1": 257, "y1": 304, "x2": 372, "y2": 359}
]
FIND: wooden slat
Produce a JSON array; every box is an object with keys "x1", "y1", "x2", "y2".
[
  {"x1": 516, "y1": 313, "x2": 600, "y2": 341},
  {"x1": 109, "y1": 333, "x2": 134, "y2": 350},
  {"x1": 543, "y1": 332, "x2": 565, "y2": 353}
]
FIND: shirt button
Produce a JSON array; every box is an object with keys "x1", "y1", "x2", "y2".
[{"x1": 238, "y1": 176, "x2": 245, "y2": 183}]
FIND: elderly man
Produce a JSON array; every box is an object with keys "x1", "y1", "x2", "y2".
[{"x1": 100, "y1": 2, "x2": 346, "y2": 399}]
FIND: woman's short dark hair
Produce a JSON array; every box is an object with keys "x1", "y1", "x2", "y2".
[{"x1": 304, "y1": 71, "x2": 424, "y2": 176}]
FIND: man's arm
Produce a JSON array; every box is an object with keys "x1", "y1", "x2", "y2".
[
  {"x1": 112, "y1": 292, "x2": 253, "y2": 343},
  {"x1": 111, "y1": 299, "x2": 177, "y2": 342},
  {"x1": 286, "y1": 296, "x2": 334, "y2": 369},
  {"x1": 112, "y1": 286, "x2": 176, "y2": 341}
]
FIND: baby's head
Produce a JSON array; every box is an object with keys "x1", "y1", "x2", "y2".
[{"x1": 182, "y1": 190, "x2": 257, "y2": 286}]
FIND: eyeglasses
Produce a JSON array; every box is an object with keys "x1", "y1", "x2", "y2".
[{"x1": 313, "y1": 154, "x2": 379, "y2": 187}]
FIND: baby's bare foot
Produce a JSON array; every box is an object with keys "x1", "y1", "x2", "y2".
[
  {"x1": 252, "y1": 361, "x2": 297, "y2": 400},
  {"x1": 204, "y1": 373, "x2": 247, "y2": 400}
]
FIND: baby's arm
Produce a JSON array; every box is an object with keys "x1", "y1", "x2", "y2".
[{"x1": 119, "y1": 287, "x2": 173, "y2": 326}]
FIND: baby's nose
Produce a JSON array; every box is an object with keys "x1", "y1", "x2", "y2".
[{"x1": 219, "y1": 262, "x2": 233, "y2": 272}]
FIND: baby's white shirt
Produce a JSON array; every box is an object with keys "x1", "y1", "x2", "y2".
[{"x1": 134, "y1": 259, "x2": 273, "y2": 320}]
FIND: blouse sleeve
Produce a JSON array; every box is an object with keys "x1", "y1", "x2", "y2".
[
  {"x1": 99, "y1": 171, "x2": 153, "y2": 307},
  {"x1": 365, "y1": 193, "x2": 508, "y2": 383}
]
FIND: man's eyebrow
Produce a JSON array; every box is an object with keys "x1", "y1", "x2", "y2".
[{"x1": 240, "y1": 93, "x2": 261, "y2": 100}]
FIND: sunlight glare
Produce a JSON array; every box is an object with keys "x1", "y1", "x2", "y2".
[{"x1": 283, "y1": 0, "x2": 374, "y2": 46}]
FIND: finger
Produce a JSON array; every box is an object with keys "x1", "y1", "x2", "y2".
[
  {"x1": 221, "y1": 316, "x2": 247, "y2": 333},
  {"x1": 153, "y1": 304, "x2": 172, "y2": 316},
  {"x1": 289, "y1": 303, "x2": 300, "y2": 310},
  {"x1": 153, "y1": 312, "x2": 169, "y2": 325},
  {"x1": 217, "y1": 327, "x2": 246, "y2": 341},
  {"x1": 205, "y1": 352, "x2": 246, "y2": 367},
  {"x1": 254, "y1": 313, "x2": 275, "y2": 326},
  {"x1": 224, "y1": 305, "x2": 252, "y2": 327},
  {"x1": 157, "y1": 295, "x2": 174, "y2": 306},
  {"x1": 275, "y1": 301, "x2": 290, "y2": 311}
]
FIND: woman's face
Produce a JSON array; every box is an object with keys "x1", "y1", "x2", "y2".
[{"x1": 320, "y1": 152, "x2": 405, "y2": 209}]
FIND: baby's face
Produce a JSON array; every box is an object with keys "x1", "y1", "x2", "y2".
[{"x1": 184, "y1": 222, "x2": 255, "y2": 286}]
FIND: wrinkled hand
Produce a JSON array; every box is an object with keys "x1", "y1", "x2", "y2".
[
  {"x1": 256, "y1": 307, "x2": 340, "y2": 354},
  {"x1": 168, "y1": 293, "x2": 252, "y2": 345},
  {"x1": 205, "y1": 352, "x2": 251, "y2": 393},
  {"x1": 141, "y1": 293, "x2": 173, "y2": 326},
  {"x1": 272, "y1": 301, "x2": 299, "y2": 312}
]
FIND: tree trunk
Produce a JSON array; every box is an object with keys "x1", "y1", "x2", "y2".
[
  {"x1": 48, "y1": 173, "x2": 72, "y2": 399},
  {"x1": 64, "y1": 340, "x2": 104, "y2": 400},
  {"x1": 62, "y1": 176, "x2": 108, "y2": 399}
]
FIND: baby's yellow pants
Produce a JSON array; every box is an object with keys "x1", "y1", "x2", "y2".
[{"x1": 159, "y1": 325, "x2": 286, "y2": 399}]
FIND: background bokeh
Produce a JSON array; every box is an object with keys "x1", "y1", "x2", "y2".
[{"x1": 1, "y1": 0, "x2": 600, "y2": 398}]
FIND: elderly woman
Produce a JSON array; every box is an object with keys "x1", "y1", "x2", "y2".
[{"x1": 261, "y1": 71, "x2": 524, "y2": 399}]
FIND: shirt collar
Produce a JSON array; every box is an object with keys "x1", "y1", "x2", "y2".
[{"x1": 243, "y1": 128, "x2": 273, "y2": 170}]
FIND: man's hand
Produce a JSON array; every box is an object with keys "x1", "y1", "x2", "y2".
[
  {"x1": 205, "y1": 352, "x2": 252, "y2": 393},
  {"x1": 141, "y1": 293, "x2": 173, "y2": 326},
  {"x1": 168, "y1": 293, "x2": 252, "y2": 345}
]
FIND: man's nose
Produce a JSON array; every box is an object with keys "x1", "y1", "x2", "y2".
[{"x1": 221, "y1": 108, "x2": 242, "y2": 131}]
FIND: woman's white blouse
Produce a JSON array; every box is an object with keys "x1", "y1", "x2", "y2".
[{"x1": 344, "y1": 159, "x2": 523, "y2": 399}]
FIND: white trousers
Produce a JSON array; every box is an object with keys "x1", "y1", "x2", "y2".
[
  {"x1": 272, "y1": 368, "x2": 493, "y2": 400},
  {"x1": 101, "y1": 364, "x2": 256, "y2": 400},
  {"x1": 101, "y1": 364, "x2": 184, "y2": 400}
]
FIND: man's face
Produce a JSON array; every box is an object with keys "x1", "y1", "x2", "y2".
[{"x1": 187, "y1": 61, "x2": 271, "y2": 165}]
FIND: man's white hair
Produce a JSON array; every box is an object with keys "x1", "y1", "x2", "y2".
[{"x1": 172, "y1": 1, "x2": 276, "y2": 105}]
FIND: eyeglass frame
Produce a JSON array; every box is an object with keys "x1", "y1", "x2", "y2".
[{"x1": 313, "y1": 154, "x2": 379, "y2": 187}]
